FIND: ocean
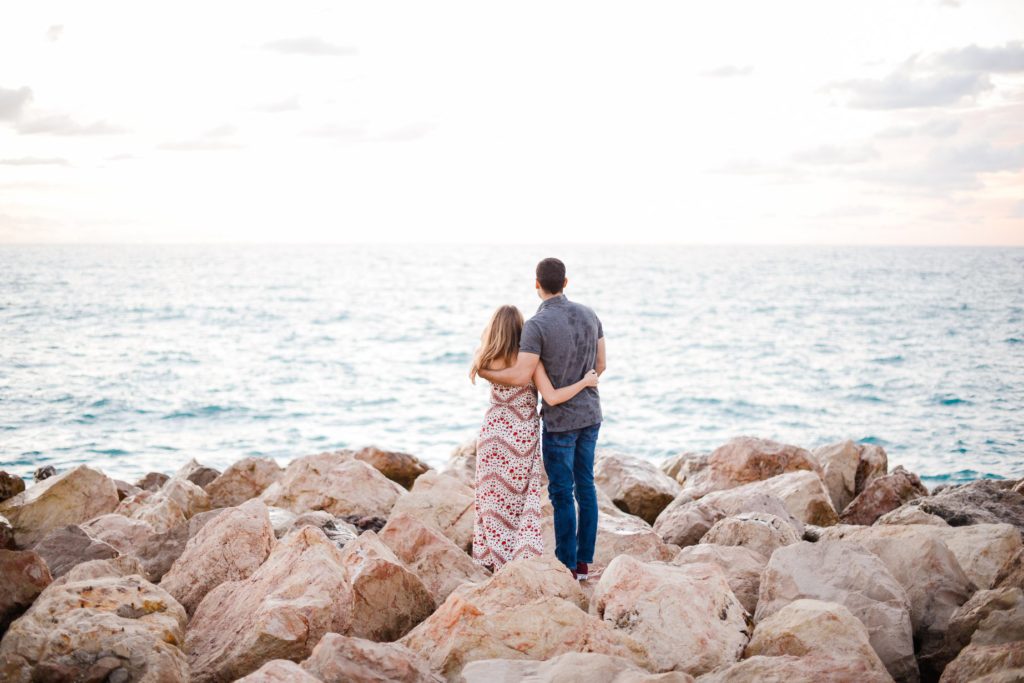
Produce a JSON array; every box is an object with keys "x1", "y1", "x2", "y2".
[{"x1": 1, "y1": 244, "x2": 1022, "y2": 487}]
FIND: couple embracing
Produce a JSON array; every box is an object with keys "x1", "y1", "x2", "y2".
[{"x1": 469, "y1": 257, "x2": 606, "y2": 581}]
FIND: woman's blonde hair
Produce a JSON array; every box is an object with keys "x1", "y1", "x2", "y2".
[{"x1": 470, "y1": 305, "x2": 524, "y2": 383}]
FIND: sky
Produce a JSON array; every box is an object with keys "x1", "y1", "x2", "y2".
[{"x1": 1, "y1": 0, "x2": 1022, "y2": 245}]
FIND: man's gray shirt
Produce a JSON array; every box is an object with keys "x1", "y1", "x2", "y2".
[{"x1": 520, "y1": 294, "x2": 603, "y2": 433}]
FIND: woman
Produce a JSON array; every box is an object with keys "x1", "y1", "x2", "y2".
[{"x1": 468, "y1": 305, "x2": 599, "y2": 571}]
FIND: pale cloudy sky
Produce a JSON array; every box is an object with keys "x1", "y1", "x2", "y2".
[{"x1": 1, "y1": 1, "x2": 1022, "y2": 244}]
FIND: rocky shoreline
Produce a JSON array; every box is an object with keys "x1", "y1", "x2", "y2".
[{"x1": 1, "y1": 437, "x2": 1022, "y2": 682}]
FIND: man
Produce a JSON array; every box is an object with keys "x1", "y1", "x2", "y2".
[{"x1": 478, "y1": 257, "x2": 606, "y2": 580}]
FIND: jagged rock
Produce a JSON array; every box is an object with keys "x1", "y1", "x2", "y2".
[
  {"x1": 594, "y1": 451, "x2": 681, "y2": 524},
  {"x1": 173, "y1": 458, "x2": 221, "y2": 489},
  {"x1": 462, "y1": 652, "x2": 694, "y2": 682},
  {"x1": 389, "y1": 471, "x2": 475, "y2": 551},
  {"x1": 0, "y1": 515, "x2": 13, "y2": 550},
  {"x1": 940, "y1": 641, "x2": 1024, "y2": 683},
  {"x1": 0, "y1": 571, "x2": 189, "y2": 682},
  {"x1": 659, "y1": 452, "x2": 708, "y2": 487},
  {"x1": 592, "y1": 555, "x2": 749, "y2": 675},
  {"x1": 654, "y1": 485, "x2": 803, "y2": 547},
  {"x1": 160, "y1": 498, "x2": 276, "y2": 615},
  {"x1": 673, "y1": 544, "x2": 767, "y2": 614},
  {"x1": 301, "y1": 632, "x2": 442, "y2": 683},
  {"x1": 235, "y1": 659, "x2": 322, "y2": 682},
  {"x1": 0, "y1": 465, "x2": 119, "y2": 548},
  {"x1": 756, "y1": 540, "x2": 917, "y2": 682},
  {"x1": 750, "y1": 470, "x2": 839, "y2": 527},
  {"x1": 699, "y1": 511, "x2": 800, "y2": 560},
  {"x1": 49, "y1": 555, "x2": 146, "y2": 587},
  {"x1": 342, "y1": 514, "x2": 388, "y2": 534},
  {"x1": 937, "y1": 523, "x2": 1021, "y2": 590},
  {"x1": 112, "y1": 478, "x2": 141, "y2": 501},
  {"x1": 0, "y1": 550, "x2": 51, "y2": 635},
  {"x1": 286, "y1": 510, "x2": 359, "y2": 549},
  {"x1": 0, "y1": 472, "x2": 25, "y2": 504},
  {"x1": 31, "y1": 524, "x2": 119, "y2": 578},
  {"x1": 267, "y1": 506, "x2": 297, "y2": 538},
  {"x1": 185, "y1": 526, "x2": 352, "y2": 682},
  {"x1": 875, "y1": 506, "x2": 949, "y2": 526},
  {"x1": 136, "y1": 471, "x2": 170, "y2": 491},
  {"x1": 812, "y1": 440, "x2": 888, "y2": 513},
  {"x1": 935, "y1": 588, "x2": 1024, "y2": 675},
  {"x1": 701, "y1": 654, "x2": 894, "y2": 683},
  {"x1": 379, "y1": 512, "x2": 490, "y2": 604},
  {"x1": 115, "y1": 476, "x2": 211, "y2": 533},
  {"x1": 911, "y1": 479, "x2": 1024, "y2": 533},
  {"x1": 840, "y1": 466, "x2": 929, "y2": 526},
  {"x1": 32, "y1": 465, "x2": 56, "y2": 482},
  {"x1": 354, "y1": 446, "x2": 431, "y2": 490},
  {"x1": 205, "y1": 457, "x2": 284, "y2": 508},
  {"x1": 260, "y1": 452, "x2": 404, "y2": 518},
  {"x1": 441, "y1": 439, "x2": 477, "y2": 488},
  {"x1": 592, "y1": 513, "x2": 679, "y2": 568},
  {"x1": 994, "y1": 548, "x2": 1024, "y2": 589},
  {"x1": 681, "y1": 436, "x2": 821, "y2": 500}
]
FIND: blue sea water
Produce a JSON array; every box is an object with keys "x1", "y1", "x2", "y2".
[{"x1": 1, "y1": 244, "x2": 1022, "y2": 487}]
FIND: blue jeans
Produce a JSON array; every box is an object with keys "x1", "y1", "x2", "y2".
[{"x1": 542, "y1": 421, "x2": 600, "y2": 570}]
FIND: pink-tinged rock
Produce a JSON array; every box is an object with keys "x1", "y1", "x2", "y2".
[
  {"x1": 936, "y1": 523, "x2": 1021, "y2": 590},
  {"x1": 936, "y1": 588, "x2": 1024, "y2": 676},
  {"x1": 0, "y1": 571, "x2": 189, "y2": 682},
  {"x1": 748, "y1": 470, "x2": 839, "y2": 527},
  {"x1": 112, "y1": 478, "x2": 141, "y2": 501},
  {"x1": 301, "y1": 632, "x2": 442, "y2": 683},
  {"x1": 700, "y1": 654, "x2": 895, "y2": 683},
  {"x1": 0, "y1": 515, "x2": 13, "y2": 550},
  {"x1": 173, "y1": 458, "x2": 221, "y2": 489},
  {"x1": 0, "y1": 550, "x2": 51, "y2": 634},
  {"x1": 205, "y1": 457, "x2": 284, "y2": 508},
  {"x1": 285, "y1": 510, "x2": 359, "y2": 549},
  {"x1": 756, "y1": 540, "x2": 917, "y2": 682},
  {"x1": 379, "y1": 512, "x2": 489, "y2": 604},
  {"x1": 185, "y1": 526, "x2": 352, "y2": 682},
  {"x1": 840, "y1": 466, "x2": 929, "y2": 526},
  {"x1": 462, "y1": 651, "x2": 694, "y2": 682},
  {"x1": 136, "y1": 471, "x2": 170, "y2": 491},
  {"x1": 82, "y1": 513, "x2": 155, "y2": 556},
  {"x1": 234, "y1": 659, "x2": 322, "y2": 682},
  {"x1": 812, "y1": 439, "x2": 888, "y2": 513},
  {"x1": 160, "y1": 498, "x2": 275, "y2": 615},
  {"x1": 49, "y1": 555, "x2": 146, "y2": 587},
  {"x1": 994, "y1": 547, "x2": 1024, "y2": 590},
  {"x1": 914, "y1": 479, "x2": 1024, "y2": 533},
  {"x1": 875, "y1": 506, "x2": 949, "y2": 526},
  {"x1": 595, "y1": 451, "x2": 681, "y2": 525},
  {"x1": 115, "y1": 476, "x2": 211, "y2": 533},
  {"x1": 939, "y1": 641, "x2": 1024, "y2": 683},
  {"x1": 699, "y1": 511, "x2": 799, "y2": 560},
  {"x1": 592, "y1": 555, "x2": 749, "y2": 675},
  {"x1": 0, "y1": 465, "x2": 119, "y2": 548},
  {"x1": 31, "y1": 524, "x2": 119, "y2": 578},
  {"x1": 0, "y1": 472, "x2": 26, "y2": 504},
  {"x1": 659, "y1": 452, "x2": 708, "y2": 487},
  {"x1": 654, "y1": 485, "x2": 803, "y2": 547},
  {"x1": 592, "y1": 513, "x2": 679, "y2": 569},
  {"x1": 673, "y1": 544, "x2": 767, "y2": 614},
  {"x1": 354, "y1": 447, "x2": 431, "y2": 490},
  {"x1": 260, "y1": 452, "x2": 404, "y2": 518},
  {"x1": 388, "y1": 471, "x2": 475, "y2": 551},
  {"x1": 681, "y1": 436, "x2": 821, "y2": 500},
  {"x1": 441, "y1": 439, "x2": 477, "y2": 488}
]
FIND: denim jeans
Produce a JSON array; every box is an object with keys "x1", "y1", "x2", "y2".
[{"x1": 542, "y1": 421, "x2": 600, "y2": 570}]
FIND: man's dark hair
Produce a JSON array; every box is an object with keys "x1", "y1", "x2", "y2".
[{"x1": 536, "y1": 257, "x2": 566, "y2": 294}]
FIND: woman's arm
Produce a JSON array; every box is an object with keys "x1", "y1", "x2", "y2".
[{"x1": 533, "y1": 362, "x2": 599, "y2": 406}]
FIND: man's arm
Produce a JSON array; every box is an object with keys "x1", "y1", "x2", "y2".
[
  {"x1": 478, "y1": 352, "x2": 540, "y2": 387},
  {"x1": 595, "y1": 337, "x2": 606, "y2": 376}
]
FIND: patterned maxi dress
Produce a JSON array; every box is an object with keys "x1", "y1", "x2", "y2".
[{"x1": 472, "y1": 382, "x2": 545, "y2": 570}]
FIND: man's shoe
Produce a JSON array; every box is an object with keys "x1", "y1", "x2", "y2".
[
  {"x1": 571, "y1": 568, "x2": 578, "y2": 580},
  {"x1": 576, "y1": 562, "x2": 589, "y2": 580}
]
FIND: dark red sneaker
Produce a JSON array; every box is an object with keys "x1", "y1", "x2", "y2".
[
  {"x1": 576, "y1": 562, "x2": 589, "y2": 580},
  {"x1": 570, "y1": 568, "x2": 578, "y2": 580}
]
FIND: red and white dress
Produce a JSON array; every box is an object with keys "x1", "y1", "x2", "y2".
[{"x1": 472, "y1": 382, "x2": 545, "y2": 570}]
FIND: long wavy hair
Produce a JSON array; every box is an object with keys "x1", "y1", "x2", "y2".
[{"x1": 469, "y1": 305, "x2": 524, "y2": 384}]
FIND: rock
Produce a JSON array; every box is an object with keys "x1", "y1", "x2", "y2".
[
  {"x1": 592, "y1": 555, "x2": 747, "y2": 675},
  {"x1": 379, "y1": 511, "x2": 490, "y2": 604},
  {"x1": 388, "y1": 471, "x2": 475, "y2": 551},
  {"x1": 940, "y1": 641, "x2": 1024, "y2": 683},
  {"x1": 301, "y1": 632, "x2": 442, "y2": 683},
  {"x1": 750, "y1": 470, "x2": 839, "y2": 527},
  {"x1": 594, "y1": 451, "x2": 681, "y2": 524},
  {"x1": 442, "y1": 438, "x2": 477, "y2": 488},
  {"x1": 260, "y1": 452, "x2": 405, "y2": 518},
  {"x1": 112, "y1": 478, "x2": 141, "y2": 501},
  {"x1": 354, "y1": 446, "x2": 431, "y2": 490},
  {"x1": 50, "y1": 555, "x2": 147, "y2": 586},
  {"x1": 994, "y1": 548, "x2": 1024, "y2": 590},
  {"x1": 115, "y1": 476, "x2": 211, "y2": 533},
  {"x1": 205, "y1": 457, "x2": 284, "y2": 508},
  {"x1": 136, "y1": 471, "x2": 170, "y2": 491},
  {"x1": 159, "y1": 498, "x2": 276, "y2": 615},
  {"x1": 744, "y1": 599, "x2": 891, "y2": 679},
  {"x1": 0, "y1": 571, "x2": 189, "y2": 682},
  {"x1": 0, "y1": 465, "x2": 119, "y2": 549},
  {"x1": 32, "y1": 465, "x2": 56, "y2": 482},
  {"x1": 342, "y1": 514, "x2": 388, "y2": 534},
  {"x1": 700, "y1": 511, "x2": 800, "y2": 560},
  {"x1": 267, "y1": 506, "x2": 297, "y2": 537},
  {"x1": 700, "y1": 654, "x2": 895, "y2": 683},
  {"x1": 173, "y1": 458, "x2": 221, "y2": 489},
  {"x1": 462, "y1": 652, "x2": 694, "y2": 682},
  {"x1": 756, "y1": 540, "x2": 917, "y2": 682},
  {"x1": 286, "y1": 510, "x2": 359, "y2": 549},
  {"x1": 337, "y1": 530, "x2": 436, "y2": 641},
  {"x1": 812, "y1": 440, "x2": 888, "y2": 513},
  {"x1": 185, "y1": 526, "x2": 352, "y2": 682},
  {"x1": 937, "y1": 588, "x2": 1024, "y2": 675},
  {"x1": 876, "y1": 506, "x2": 949, "y2": 526},
  {"x1": 673, "y1": 544, "x2": 767, "y2": 614},
  {"x1": 31, "y1": 524, "x2": 119, "y2": 578},
  {"x1": 840, "y1": 466, "x2": 929, "y2": 526},
  {"x1": 235, "y1": 659, "x2": 322, "y2": 682},
  {"x1": 935, "y1": 523, "x2": 1022, "y2": 590},
  {"x1": 654, "y1": 485, "x2": 803, "y2": 547},
  {"x1": 0, "y1": 472, "x2": 25, "y2": 504},
  {"x1": 659, "y1": 452, "x2": 707, "y2": 487},
  {"x1": 681, "y1": 436, "x2": 821, "y2": 500},
  {"x1": 0, "y1": 550, "x2": 51, "y2": 635},
  {"x1": 592, "y1": 513, "x2": 679, "y2": 569},
  {"x1": 0, "y1": 515, "x2": 15, "y2": 550},
  {"x1": 912, "y1": 479, "x2": 1024, "y2": 533}
]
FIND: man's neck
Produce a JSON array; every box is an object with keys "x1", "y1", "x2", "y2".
[{"x1": 539, "y1": 291, "x2": 564, "y2": 302}]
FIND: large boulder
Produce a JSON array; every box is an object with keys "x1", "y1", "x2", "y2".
[
  {"x1": 285, "y1": 510, "x2": 359, "y2": 549},
  {"x1": 462, "y1": 652, "x2": 694, "y2": 682},
  {"x1": 204, "y1": 457, "x2": 283, "y2": 508},
  {"x1": 911, "y1": 479, "x2": 1024, "y2": 533},
  {"x1": 659, "y1": 452, "x2": 708, "y2": 487},
  {"x1": 594, "y1": 451, "x2": 681, "y2": 524},
  {"x1": 756, "y1": 540, "x2": 917, "y2": 682},
  {"x1": 354, "y1": 447, "x2": 431, "y2": 490},
  {"x1": 936, "y1": 588, "x2": 1024, "y2": 676},
  {"x1": 0, "y1": 472, "x2": 25, "y2": 504},
  {"x1": 235, "y1": 659, "x2": 322, "y2": 682},
  {"x1": 812, "y1": 440, "x2": 888, "y2": 513},
  {"x1": 681, "y1": 436, "x2": 821, "y2": 500},
  {"x1": 672, "y1": 544, "x2": 767, "y2": 614},
  {"x1": 379, "y1": 511, "x2": 489, "y2": 605},
  {"x1": 699, "y1": 511, "x2": 800, "y2": 560},
  {"x1": 994, "y1": 547, "x2": 1024, "y2": 590},
  {"x1": 388, "y1": 471, "x2": 475, "y2": 551},
  {"x1": 0, "y1": 465, "x2": 119, "y2": 548},
  {"x1": 936, "y1": 523, "x2": 1022, "y2": 590},
  {"x1": 654, "y1": 485, "x2": 803, "y2": 547},
  {"x1": 876, "y1": 506, "x2": 949, "y2": 526},
  {"x1": 0, "y1": 550, "x2": 51, "y2": 635},
  {"x1": 748, "y1": 470, "x2": 838, "y2": 527},
  {"x1": 173, "y1": 458, "x2": 221, "y2": 489},
  {"x1": 592, "y1": 513, "x2": 679, "y2": 569},
  {"x1": 700, "y1": 654, "x2": 895, "y2": 683},
  {"x1": 136, "y1": 471, "x2": 170, "y2": 491},
  {"x1": 31, "y1": 524, "x2": 119, "y2": 578},
  {"x1": 0, "y1": 571, "x2": 189, "y2": 682},
  {"x1": 260, "y1": 452, "x2": 405, "y2": 518},
  {"x1": 441, "y1": 439, "x2": 477, "y2": 488},
  {"x1": 940, "y1": 641, "x2": 1024, "y2": 683},
  {"x1": 115, "y1": 476, "x2": 211, "y2": 533},
  {"x1": 301, "y1": 632, "x2": 442, "y2": 683},
  {"x1": 592, "y1": 555, "x2": 748, "y2": 675},
  {"x1": 49, "y1": 555, "x2": 147, "y2": 586},
  {"x1": 840, "y1": 466, "x2": 929, "y2": 526},
  {"x1": 184, "y1": 526, "x2": 353, "y2": 682},
  {"x1": 160, "y1": 498, "x2": 276, "y2": 615}
]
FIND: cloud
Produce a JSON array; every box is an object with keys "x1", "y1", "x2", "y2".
[
  {"x1": 831, "y1": 67, "x2": 991, "y2": 109},
  {"x1": 16, "y1": 113, "x2": 127, "y2": 136},
  {"x1": 263, "y1": 36, "x2": 357, "y2": 57},
  {"x1": 253, "y1": 95, "x2": 300, "y2": 112},
  {"x1": 1011, "y1": 200, "x2": 1024, "y2": 219},
  {"x1": 0, "y1": 157, "x2": 69, "y2": 166},
  {"x1": 46, "y1": 24, "x2": 63, "y2": 42},
  {"x1": 702, "y1": 64, "x2": 753, "y2": 78},
  {"x1": 876, "y1": 118, "x2": 961, "y2": 139},
  {"x1": 105, "y1": 153, "x2": 137, "y2": 161},
  {"x1": 158, "y1": 124, "x2": 242, "y2": 151},
  {"x1": 793, "y1": 144, "x2": 878, "y2": 165},
  {"x1": 0, "y1": 86, "x2": 33, "y2": 121},
  {"x1": 864, "y1": 142, "x2": 1024, "y2": 190},
  {"x1": 937, "y1": 41, "x2": 1024, "y2": 73}
]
